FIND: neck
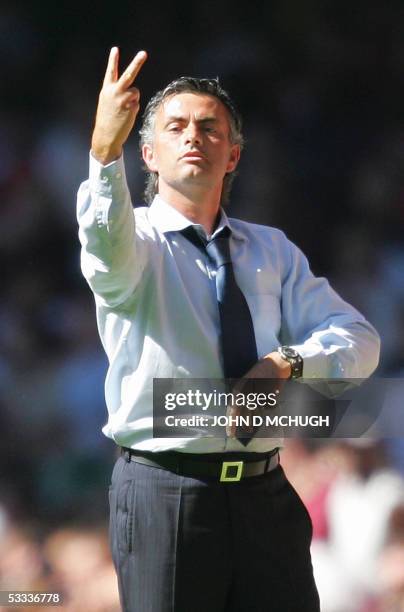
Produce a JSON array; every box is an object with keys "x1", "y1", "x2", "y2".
[{"x1": 158, "y1": 181, "x2": 221, "y2": 235}]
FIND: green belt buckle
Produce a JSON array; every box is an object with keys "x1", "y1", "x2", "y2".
[{"x1": 220, "y1": 461, "x2": 243, "y2": 482}]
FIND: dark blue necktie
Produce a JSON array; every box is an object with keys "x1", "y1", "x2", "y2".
[
  {"x1": 182, "y1": 225, "x2": 260, "y2": 445},
  {"x1": 182, "y1": 225, "x2": 258, "y2": 379}
]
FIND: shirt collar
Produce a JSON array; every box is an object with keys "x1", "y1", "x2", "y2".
[{"x1": 147, "y1": 195, "x2": 246, "y2": 242}]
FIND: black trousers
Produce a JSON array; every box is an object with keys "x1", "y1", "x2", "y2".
[{"x1": 109, "y1": 454, "x2": 320, "y2": 612}]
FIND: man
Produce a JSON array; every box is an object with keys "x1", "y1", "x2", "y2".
[{"x1": 77, "y1": 47, "x2": 380, "y2": 611}]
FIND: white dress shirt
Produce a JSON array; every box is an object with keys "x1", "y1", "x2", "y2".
[{"x1": 76, "y1": 154, "x2": 380, "y2": 453}]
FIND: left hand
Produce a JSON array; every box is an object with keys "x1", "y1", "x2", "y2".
[{"x1": 226, "y1": 351, "x2": 291, "y2": 438}]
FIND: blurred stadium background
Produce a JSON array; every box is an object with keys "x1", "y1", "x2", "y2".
[{"x1": 1, "y1": 1, "x2": 404, "y2": 610}]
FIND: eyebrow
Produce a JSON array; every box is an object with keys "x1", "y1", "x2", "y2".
[{"x1": 163, "y1": 115, "x2": 219, "y2": 127}]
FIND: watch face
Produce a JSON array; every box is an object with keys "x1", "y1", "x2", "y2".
[{"x1": 282, "y1": 347, "x2": 298, "y2": 359}]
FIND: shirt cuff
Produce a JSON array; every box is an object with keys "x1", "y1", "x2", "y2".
[
  {"x1": 89, "y1": 151, "x2": 128, "y2": 196},
  {"x1": 290, "y1": 344, "x2": 333, "y2": 379}
]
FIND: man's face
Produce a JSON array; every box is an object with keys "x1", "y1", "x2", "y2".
[{"x1": 142, "y1": 92, "x2": 240, "y2": 197}]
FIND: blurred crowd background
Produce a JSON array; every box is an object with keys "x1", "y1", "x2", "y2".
[{"x1": 1, "y1": 1, "x2": 404, "y2": 610}]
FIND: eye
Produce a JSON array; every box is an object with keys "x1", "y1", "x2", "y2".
[{"x1": 168, "y1": 124, "x2": 182, "y2": 133}]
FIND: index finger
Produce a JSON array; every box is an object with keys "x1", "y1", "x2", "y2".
[
  {"x1": 103, "y1": 46, "x2": 119, "y2": 85},
  {"x1": 117, "y1": 50, "x2": 148, "y2": 91},
  {"x1": 226, "y1": 404, "x2": 239, "y2": 437}
]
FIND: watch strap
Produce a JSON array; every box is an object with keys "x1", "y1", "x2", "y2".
[{"x1": 277, "y1": 346, "x2": 303, "y2": 379}]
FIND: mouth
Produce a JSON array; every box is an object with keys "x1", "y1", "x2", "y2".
[{"x1": 181, "y1": 151, "x2": 206, "y2": 161}]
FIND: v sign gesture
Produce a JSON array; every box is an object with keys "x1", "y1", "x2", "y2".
[{"x1": 91, "y1": 47, "x2": 148, "y2": 165}]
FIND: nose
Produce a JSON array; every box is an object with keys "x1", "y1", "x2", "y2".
[{"x1": 184, "y1": 123, "x2": 202, "y2": 147}]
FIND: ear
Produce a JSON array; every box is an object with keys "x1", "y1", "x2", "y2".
[
  {"x1": 142, "y1": 144, "x2": 159, "y2": 173},
  {"x1": 226, "y1": 144, "x2": 241, "y2": 173}
]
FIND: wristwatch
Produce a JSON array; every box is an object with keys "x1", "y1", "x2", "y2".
[{"x1": 277, "y1": 346, "x2": 303, "y2": 379}]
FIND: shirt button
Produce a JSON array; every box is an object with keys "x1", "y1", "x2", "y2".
[
  {"x1": 101, "y1": 176, "x2": 109, "y2": 183},
  {"x1": 116, "y1": 172, "x2": 122, "y2": 179}
]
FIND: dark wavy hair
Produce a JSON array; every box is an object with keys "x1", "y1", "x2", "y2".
[{"x1": 139, "y1": 77, "x2": 244, "y2": 205}]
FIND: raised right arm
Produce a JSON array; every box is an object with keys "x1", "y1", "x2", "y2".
[{"x1": 77, "y1": 48, "x2": 149, "y2": 308}]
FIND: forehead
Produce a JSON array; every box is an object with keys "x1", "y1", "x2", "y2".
[{"x1": 156, "y1": 92, "x2": 231, "y2": 124}]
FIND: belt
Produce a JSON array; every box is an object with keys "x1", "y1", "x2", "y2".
[{"x1": 121, "y1": 448, "x2": 280, "y2": 482}]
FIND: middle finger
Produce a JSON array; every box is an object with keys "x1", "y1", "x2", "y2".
[{"x1": 117, "y1": 50, "x2": 147, "y2": 91}]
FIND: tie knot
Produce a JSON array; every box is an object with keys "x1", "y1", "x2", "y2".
[
  {"x1": 206, "y1": 228, "x2": 231, "y2": 268},
  {"x1": 180, "y1": 225, "x2": 232, "y2": 268}
]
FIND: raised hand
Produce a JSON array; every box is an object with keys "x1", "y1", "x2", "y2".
[{"x1": 91, "y1": 47, "x2": 148, "y2": 165}]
